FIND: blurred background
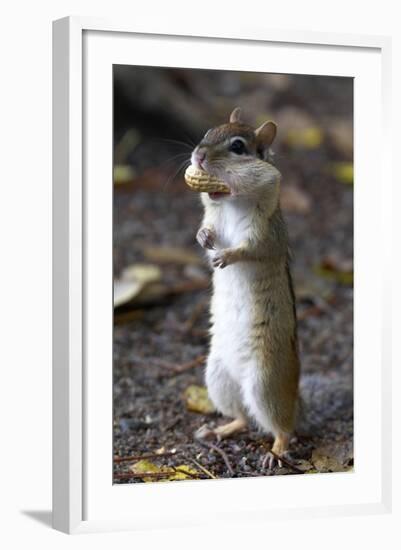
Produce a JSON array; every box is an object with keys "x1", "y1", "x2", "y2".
[{"x1": 113, "y1": 66, "x2": 354, "y2": 483}]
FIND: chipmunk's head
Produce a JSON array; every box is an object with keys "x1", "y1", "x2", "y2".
[{"x1": 191, "y1": 107, "x2": 281, "y2": 205}]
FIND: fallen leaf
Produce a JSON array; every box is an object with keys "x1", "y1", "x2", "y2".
[
  {"x1": 294, "y1": 459, "x2": 315, "y2": 472},
  {"x1": 121, "y1": 263, "x2": 162, "y2": 285},
  {"x1": 113, "y1": 279, "x2": 145, "y2": 308},
  {"x1": 331, "y1": 162, "x2": 354, "y2": 185},
  {"x1": 311, "y1": 442, "x2": 353, "y2": 473},
  {"x1": 321, "y1": 254, "x2": 353, "y2": 273},
  {"x1": 314, "y1": 254, "x2": 353, "y2": 286},
  {"x1": 314, "y1": 442, "x2": 353, "y2": 467},
  {"x1": 114, "y1": 164, "x2": 136, "y2": 185},
  {"x1": 129, "y1": 460, "x2": 198, "y2": 482},
  {"x1": 114, "y1": 263, "x2": 162, "y2": 308},
  {"x1": 184, "y1": 385, "x2": 215, "y2": 414},
  {"x1": 285, "y1": 127, "x2": 323, "y2": 149},
  {"x1": 130, "y1": 459, "x2": 167, "y2": 482},
  {"x1": 168, "y1": 464, "x2": 199, "y2": 480},
  {"x1": 281, "y1": 184, "x2": 312, "y2": 214},
  {"x1": 311, "y1": 451, "x2": 345, "y2": 472}
]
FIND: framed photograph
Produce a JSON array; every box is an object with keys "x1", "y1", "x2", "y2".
[{"x1": 52, "y1": 16, "x2": 392, "y2": 534}]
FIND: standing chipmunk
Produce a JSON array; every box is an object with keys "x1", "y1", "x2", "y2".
[{"x1": 190, "y1": 108, "x2": 300, "y2": 468}]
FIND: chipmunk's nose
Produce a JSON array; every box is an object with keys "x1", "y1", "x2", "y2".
[{"x1": 194, "y1": 147, "x2": 207, "y2": 168}]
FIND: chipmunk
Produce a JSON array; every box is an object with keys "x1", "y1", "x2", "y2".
[{"x1": 192, "y1": 108, "x2": 300, "y2": 468}]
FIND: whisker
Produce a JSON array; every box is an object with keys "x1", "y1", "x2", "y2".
[
  {"x1": 159, "y1": 138, "x2": 194, "y2": 150},
  {"x1": 180, "y1": 131, "x2": 197, "y2": 147},
  {"x1": 159, "y1": 152, "x2": 192, "y2": 166},
  {"x1": 162, "y1": 158, "x2": 191, "y2": 191}
]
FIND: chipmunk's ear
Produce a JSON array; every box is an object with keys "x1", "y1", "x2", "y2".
[
  {"x1": 229, "y1": 107, "x2": 242, "y2": 123},
  {"x1": 255, "y1": 121, "x2": 277, "y2": 147}
]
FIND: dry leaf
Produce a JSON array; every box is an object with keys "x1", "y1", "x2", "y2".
[
  {"x1": 129, "y1": 460, "x2": 198, "y2": 482},
  {"x1": 315, "y1": 442, "x2": 353, "y2": 466},
  {"x1": 184, "y1": 385, "x2": 215, "y2": 414},
  {"x1": 130, "y1": 459, "x2": 167, "y2": 482},
  {"x1": 168, "y1": 465, "x2": 199, "y2": 480},
  {"x1": 285, "y1": 127, "x2": 323, "y2": 149},
  {"x1": 113, "y1": 279, "x2": 145, "y2": 308},
  {"x1": 314, "y1": 254, "x2": 353, "y2": 286},
  {"x1": 331, "y1": 162, "x2": 354, "y2": 185},
  {"x1": 294, "y1": 459, "x2": 315, "y2": 472},
  {"x1": 142, "y1": 245, "x2": 203, "y2": 266},
  {"x1": 114, "y1": 164, "x2": 136, "y2": 184},
  {"x1": 321, "y1": 254, "x2": 353, "y2": 274},
  {"x1": 311, "y1": 442, "x2": 353, "y2": 473},
  {"x1": 281, "y1": 184, "x2": 312, "y2": 214},
  {"x1": 121, "y1": 263, "x2": 162, "y2": 285},
  {"x1": 114, "y1": 263, "x2": 162, "y2": 308},
  {"x1": 311, "y1": 450, "x2": 347, "y2": 473},
  {"x1": 314, "y1": 267, "x2": 353, "y2": 286}
]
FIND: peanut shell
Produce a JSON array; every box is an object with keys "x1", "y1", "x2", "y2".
[{"x1": 184, "y1": 165, "x2": 230, "y2": 194}]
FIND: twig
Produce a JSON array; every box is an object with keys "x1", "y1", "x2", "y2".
[
  {"x1": 113, "y1": 471, "x2": 173, "y2": 480},
  {"x1": 114, "y1": 450, "x2": 177, "y2": 463},
  {"x1": 185, "y1": 456, "x2": 217, "y2": 479},
  {"x1": 168, "y1": 354, "x2": 206, "y2": 376},
  {"x1": 171, "y1": 466, "x2": 201, "y2": 480},
  {"x1": 184, "y1": 298, "x2": 209, "y2": 332},
  {"x1": 197, "y1": 440, "x2": 235, "y2": 476},
  {"x1": 268, "y1": 450, "x2": 304, "y2": 474}
]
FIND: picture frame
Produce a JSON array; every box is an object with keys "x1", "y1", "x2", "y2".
[{"x1": 52, "y1": 16, "x2": 392, "y2": 534}]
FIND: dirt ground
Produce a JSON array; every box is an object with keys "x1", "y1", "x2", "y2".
[{"x1": 113, "y1": 70, "x2": 353, "y2": 482}]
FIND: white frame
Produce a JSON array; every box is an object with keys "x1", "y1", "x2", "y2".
[{"x1": 52, "y1": 16, "x2": 392, "y2": 534}]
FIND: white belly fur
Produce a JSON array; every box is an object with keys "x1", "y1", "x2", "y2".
[{"x1": 206, "y1": 201, "x2": 261, "y2": 380}]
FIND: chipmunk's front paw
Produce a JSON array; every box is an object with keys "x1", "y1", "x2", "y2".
[
  {"x1": 212, "y1": 249, "x2": 236, "y2": 269},
  {"x1": 196, "y1": 227, "x2": 216, "y2": 250}
]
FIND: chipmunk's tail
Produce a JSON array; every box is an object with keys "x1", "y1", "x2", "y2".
[
  {"x1": 295, "y1": 373, "x2": 353, "y2": 437},
  {"x1": 295, "y1": 378, "x2": 325, "y2": 436},
  {"x1": 295, "y1": 394, "x2": 316, "y2": 436}
]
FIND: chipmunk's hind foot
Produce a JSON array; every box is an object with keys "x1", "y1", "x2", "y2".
[
  {"x1": 195, "y1": 417, "x2": 247, "y2": 442},
  {"x1": 262, "y1": 432, "x2": 291, "y2": 470}
]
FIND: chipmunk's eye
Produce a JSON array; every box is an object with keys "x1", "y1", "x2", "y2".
[{"x1": 229, "y1": 138, "x2": 247, "y2": 155}]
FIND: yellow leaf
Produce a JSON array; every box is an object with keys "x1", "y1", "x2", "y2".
[
  {"x1": 313, "y1": 265, "x2": 353, "y2": 286},
  {"x1": 285, "y1": 127, "x2": 323, "y2": 149},
  {"x1": 130, "y1": 459, "x2": 168, "y2": 482},
  {"x1": 129, "y1": 460, "x2": 198, "y2": 482},
  {"x1": 184, "y1": 385, "x2": 215, "y2": 414},
  {"x1": 331, "y1": 162, "x2": 354, "y2": 184},
  {"x1": 168, "y1": 464, "x2": 199, "y2": 480},
  {"x1": 114, "y1": 164, "x2": 136, "y2": 184}
]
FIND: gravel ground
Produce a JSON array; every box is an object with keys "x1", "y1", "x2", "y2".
[{"x1": 113, "y1": 72, "x2": 353, "y2": 482}]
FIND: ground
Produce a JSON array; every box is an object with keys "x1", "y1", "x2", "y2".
[{"x1": 112, "y1": 69, "x2": 353, "y2": 482}]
